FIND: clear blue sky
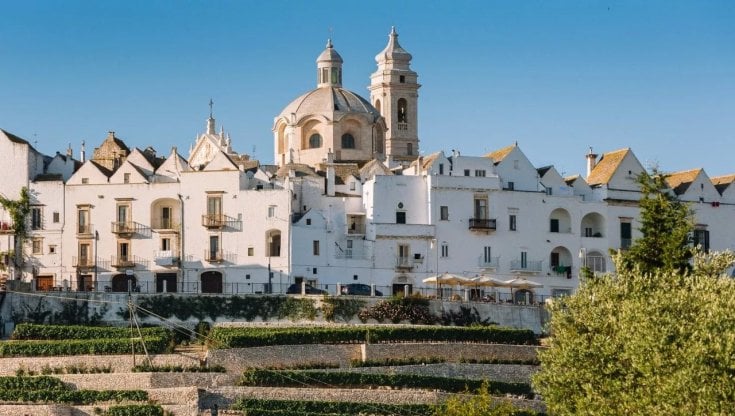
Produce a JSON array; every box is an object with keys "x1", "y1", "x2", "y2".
[{"x1": 1, "y1": 1, "x2": 733, "y2": 177}]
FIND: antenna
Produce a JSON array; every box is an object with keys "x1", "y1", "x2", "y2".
[{"x1": 209, "y1": 98, "x2": 214, "y2": 118}]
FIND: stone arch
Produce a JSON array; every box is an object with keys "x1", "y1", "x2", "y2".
[
  {"x1": 374, "y1": 99, "x2": 381, "y2": 116},
  {"x1": 150, "y1": 197, "x2": 180, "y2": 230},
  {"x1": 201, "y1": 270, "x2": 223, "y2": 294},
  {"x1": 514, "y1": 289, "x2": 534, "y2": 305},
  {"x1": 549, "y1": 208, "x2": 572, "y2": 233},
  {"x1": 550, "y1": 246, "x2": 573, "y2": 277},
  {"x1": 266, "y1": 229, "x2": 282, "y2": 257},
  {"x1": 276, "y1": 123, "x2": 287, "y2": 154},
  {"x1": 111, "y1": 273, "x2": 137, "y2": 293},
  {"x1": 581, "y1": 212, "x2": 605, "y2": 237},
  {"x1": 585, "y1": 250, "x2": 607, "y2": 273},
  {"x1": 397, "y1": 98, "x2": 407, "y2": 123}
]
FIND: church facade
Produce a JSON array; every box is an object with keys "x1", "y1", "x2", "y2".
[{"x1": 1, "y1": 28, "x2": 733, "y2": 301}]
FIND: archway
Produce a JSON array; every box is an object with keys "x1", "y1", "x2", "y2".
[
  {"x1": 585, "y1": 250, "x2": 607, "y2": 273},
  {"x1": 514, "y1": 289, "x2": 534, "y2": 305},
  {"x1": 392, "y1": 275, "x2": 412, "y2": 297},
  {"x1": 550, "y1": 246, "x2": 573, "y2": 277},
  {"x1": 201, "y1": 271, "x2": 223, "y2": 294},
  {"x1": 581, "y1": 212, "x2": 605, "y2": 237},
  {"x1": 549, "y1": 208, "x2": 572, "y2": 233},
  {"x1": 112, "y1": 274, "x2": 137, "y2": 292}
]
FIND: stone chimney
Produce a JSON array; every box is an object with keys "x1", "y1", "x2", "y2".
[
  {"x1": 586, "y1": 147, "x2": 598, "y2": 178},
  {"x1": 80, "y1": 141, "x2": 86, "y2": 163}
]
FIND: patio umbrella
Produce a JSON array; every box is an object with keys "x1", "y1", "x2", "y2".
[
  {"x1": 423, "y1": 273, "x2": 471, "y2": 298},
  {"x1": 464, "y1": 276, "x2": 509, "y2": 301},
  {"x1": 503, "y1": 277, "x2": 543, "y2": 304}
]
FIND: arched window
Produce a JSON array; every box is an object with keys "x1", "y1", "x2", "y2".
[
  {"x1": 397, "y1": 98, "x2": 407, "y2": 123},
  {"x1": 375, "y1": 99, "x2": 382, "y2": 115},
  {"x1": 341, "y1": 133, "x2": 355, "y2": 149},
  {"x1": 267, "y1": 230, "x2": 282, "y2": 257},
  {"x1": 309, "y1": 133, "x2": 322, "y2": 149}
]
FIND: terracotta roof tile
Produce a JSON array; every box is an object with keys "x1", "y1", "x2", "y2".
[
  {"x1": 586, "y1": 148, "x2": 630, "y2": 186},
  {"x1": 665, "y1": 169, "x2": 701, "y2": 195},
  {"x1": 712, "y1": 174, "x2": 735, "y2": 194},
  {"x1": 483, "y1": 144, "x2": 515, "y2": 165}
]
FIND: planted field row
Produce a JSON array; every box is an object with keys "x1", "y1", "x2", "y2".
[
  {"x1": 0, "y1": 336, "x2": 171, "y2": 357},
  {"x1": 232, "y1": 398, "x2": 434, "y2": 416},
  {"x1": 0, "y1": 376, "x2": 148, "y2": 405},
  {"x1": 11, "y1": 323, "x2": 171, "y2": 341},
  {"x1": 238, "y1": 369, "x2": 534, "y2": 398},
  {"x1": 102, "y1": 404, "x2": 165, "y2": 416},
  {"x1": 210, "y1": 325, "x2": 537, "y2": 348}
]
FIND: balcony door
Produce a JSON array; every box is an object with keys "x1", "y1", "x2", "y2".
[{"x1": 474, "y1": 197, "x2": 488, "y2": 220}]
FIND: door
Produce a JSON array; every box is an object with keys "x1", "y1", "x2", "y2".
[
  {"x1": 36, "y1": 275, "x2": 53, "y2": 291},
  {"x1": 156, "y1": 273, "x2": 178, "y2": 293},
  {"x1": 201, "y1": 271, "x2": 223, "y2": 294},
  {"x1": 161, "y1": 207, "x2": 172, "y2": 229}
]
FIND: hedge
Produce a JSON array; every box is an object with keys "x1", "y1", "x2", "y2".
[
  {"x1": 238, "y1": 369, "x2": 534, "y2": 398},
  {"x1": 0, "y1": 388, "x2": 148, "y2": 404},
  {"x1": 12, "y1": 323, "x2": 171, "y2": 341},
  {"x1": 0, "y1": 376, "x2": 67, "y2": 391},
  {"x1": 232, "y1": 398, "x2": 433, "y2": 416},
  {"x1": 210, "y1": 325, "x2": 537, "y2": 348},
  {"x1": 102, "y1": 404, "x2": 164, "y2": 416},
  {"x1": 132, "y1": 363, "x2": 226, "y2": 373},
  {"x1": 0, "y1": 336, "x2": 171, "y2": 357}
]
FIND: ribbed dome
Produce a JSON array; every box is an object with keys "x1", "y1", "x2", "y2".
[
  {"x1": 278, "y1": 87, "x2": 380, "y2": 122},
  {"x1": 317, "y1": 39, "x2": 343, "y2": 64}
]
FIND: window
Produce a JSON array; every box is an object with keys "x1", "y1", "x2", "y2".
[
  {"x1": 306, "y1": 218, "x2": 311, "y2": 225},
  {"x1": 475, "y1": 170, "x2": 486, "y2": 177},
  {"x1": 509, "y1": 214, "x2": 517, "y2": 231},
  {"x1": 550, "y1": 252, "x2": 560, "y2": 267},
  {"x1": 546, "y1": 187, "x2": 553, "y2": 196},
  {"x1": 77, "y1": 208, "x2": 90, "y2": 234},
  {"x1": 349, "y1": 182, "x2": 356, "y2": 191},
  {"x1": 506, "y1": 182, "x2": 515, "y2": 190},
  {"x1": 483, "y1": 246, "x2": 492, "y2": 263},
  {"x1": 464, "y1": 169, "x2": 470, "y2": 176},
  {"x1": 309, "y1": 133, "x2": 322, "y2": 149},
  {"x1": 513, "y1": 160, "x2": 519, "y2": 169},
  {"x1": 248, "y1": 247, "x2": 254, "y2": 256},
  {"x1": 161, "y1": 238, "x2": 171, "y2": 251},
  {"x1": 399, "y1": 75, "x2": 405, "y2": 83},
  {"x1": 52, "y1": 212, "x2": 60, "y2": 223},
  {"x1": 48, "y1": 245, "x2": 56, "y2": 254},
  {"x1": 397, "y1": 98, "x2": 407, "y2": 123},
  {"x1": 161, "y1": 207, "x2": 172, "y2": 229},
  {"x1": 268, "y1": 206, "x2": 276, "y2": 218},
  {"x1": 521, "y1": 251, "x2": 528, "y2": 268},
  {"x1": 441, "y1": 243, "x2": 449, "y2": 258},
  {"x1": 398, "y1": 244, "x2": 410, "y2": 259},
  {"x1": 209, "y1": 235, "x2": 219, "y2": 259},
  {"x1": 123, "y1": 173, "x2": 130, "y2": 184},
  {"x1": 439, "y1": 164, "x2": 444, "y2": 175},
  {"x1": 585, "y1": 227, "x2": 593, "y2": 237},
  {"x1": 78, "y1": 243, "x2": 90, "y2": 264},
  {"x1": 693, "y1": 229, "x2": 710, "y2": 252},
  {"x1": 116, "y1": 204, "x2": 130, "y2": 226},
  {"x1": 32, "y1": 239, "x2": 42, "y2": 254},
  {"x1": 396, "y1": 211, "x2": 406, "y2": 224},
  {"x1": 341, "y1": 133, "x2": 355, "y2": 149},
  {"x1": 312, "y1": 267, "x2": 318, "y2": 275},
  {"x1": 207, "y1": 196, "x2": 222, "y2": 217},
  {"x1": 474, "y1": 198, "x2": 488, "y2": 220},
  {"x1": 550, "y1": 219, "x2": 559, "y2": 233},
  {"x1": 118, "y1": 241, "x2": 130, "y2": 261},
  {"x1": 406, "y1": 143, "x2": 413, "y2": 156},
  {"x1": 620, "y1": 222, "x2": 632, "y2": 249},
  {"x1": 313, "y1": 240, "x2": 320, "y2": 256},
  {"x1": 31, "y1": 208, "x2": 42, "y2": 230},
  {"x1": 440, "y1": 206, "x2": 449, "y2": 221},
  {"x1": 81, "y1": 178, "x2": 89, "y2": 184}
]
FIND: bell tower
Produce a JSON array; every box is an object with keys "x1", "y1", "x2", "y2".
[{"x1": 369, "y1": 27, "x2": 420, "y2": 165}]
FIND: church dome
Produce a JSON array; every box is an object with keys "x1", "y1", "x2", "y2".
[{"x1": 278, "y1": 86, "x2": 380, "y2": 123}]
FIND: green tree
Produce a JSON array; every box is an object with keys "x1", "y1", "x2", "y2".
[
  {"x1": 0, "y1": 187, "x2": 31, "y2": 266},
  {"x1": 617, "y1": 170, "x2": 693, "y2": 275},
  {"x1": 533, "y1": 250, "x2": 735, "y2": 415}
]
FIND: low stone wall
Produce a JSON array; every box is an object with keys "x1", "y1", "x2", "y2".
[
  {"x1": 326, "y1": 363, "x2": 538, "y2": 384},
  {"x1": 207, "y1": 345, "x2": 361, "y2": 373},
  {"x1": 59, "y1": 373, "x2": 237, "y2": 390},
  {"x1": 0, "y1": 353, "x2": 200, "y2": 376},
  {"x1": 365, "y1": 343, "x2": 540, "y2": 363},
  {"x1": 0, "y1": 404, "x2": 73, "y2": 416}
]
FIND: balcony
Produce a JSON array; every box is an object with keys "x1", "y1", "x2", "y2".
[
  {"x1": 154, "y1": 250, "x2": 180, "y2": 267},
  {"x1": 204, "y1": 250, "x2": 236, "y2": 263},
  {"x1": 478, "y1": 256, "x2": 500, "y2": 269},
  {"x1": 201, "y1": 214, "x2": 241, "y2": 230},
  {"x1": 510, "y1": 259, "x2": 543, "y2": 273},
  {"x1": 151, "y1": 219, "x2": 180, "y2": 232},
  {"x1": 72, "y1": 256, "x2": 95, "y2": 269},
  {"x1": 468, "y1": 218, "x2": 497, "y2": 231},
  {"x1": 347, "y1": 223, "x2": 366, "y2": 235},
  {"x1": 334, "y1": 248, "x2": 369, "y2": 260},
  {"x1": 76, "y1": 224, "x2": 95, "y2": 237},
  {"x1": 395, "y1": 256, "x2": 414, "y2": 271},
  {"x1": 111, "y1": 221, "x2": 146, "y2": 237},
  {"x1": 111, "y1": 255, "x2": 147, "y2": 269}
]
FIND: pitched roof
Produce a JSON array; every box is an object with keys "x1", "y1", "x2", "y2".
[
  {"x1": 483, "y1": 144, "x2": 515, "y2": 165},
  {"x1": 564, "y1": 174, "x2": 583, "y2": 186},
  {"x1": 586, "y1": 148, "x2": 630, "y2": 186},
  {"x1": 89, "y1": 160, "x2": 113, "y2": 177},
  {"x1": 665, "y1": 169, "x2": 701, "y2": 195},
  {"x1": 275, "y1": 163, "x2": 318, "y2": 178},
  {"x1": 360, "y1": 159, "x2": 393, "y2": 180},
  {"x1": 712, "y1": 174, "x2": 735, "y2": 194},
  {"x1": 537, "y1": 165, "x2": 553, "y2": 177},
  {"x1": 0, "y1": 129, "x2": 39, "y2": 153}
]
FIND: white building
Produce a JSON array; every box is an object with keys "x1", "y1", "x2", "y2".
[{"x1": 2, "y1": 28, "x2": 734, "y2": 302}]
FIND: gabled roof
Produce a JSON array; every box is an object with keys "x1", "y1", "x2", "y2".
[
  {"x1": 564, "y1": 174, "x2": 582, "y2": 186},
  {"x1": 89, "y1": 160, "x2": 113, "y2": 177},
  {"x1": 586, "y1": 148, "x2": 630, "y2": 186},
  {"x1": 332, "y1": 164, "x2": 360, "y2": 185},
  {"x1": 360, "y1": 159, "x2": 393, "y2": 181},
  {"x1": 275, "y1": 163, "x2": 319, "y2": 178},
  {"x1": 537, "y1": 165, "x2": 553, "y2": 177},
  {"x1": 665, "y1": 169, "x2": 701, "y2": 195},
  {"x1": 483, "y1": 144, "x2": 516, "y2": 165},
  {"x1": 411, "y1": 151, "x2": 442, "y2": 170},
  {"x1": 711, "y1": 174, "x2": 735, "y2": 195}
]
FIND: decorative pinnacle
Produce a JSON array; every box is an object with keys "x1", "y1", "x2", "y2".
[{"x1": 209, "y1": 98, "x2": 214, "y2": 118}]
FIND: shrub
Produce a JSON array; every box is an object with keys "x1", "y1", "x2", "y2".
[
  {"x1": 0, "y1": 336, "x2": 171, "y2": 357},
  {"x1": 12, "y1": 323, "x2": 171, "y2": 341},
  {"x1": 232, "y1": 398, "x2": 433, "y2": 415},
  {"x1": 132, "y1": 363, "x2": 226, "y2": 373},
  {"x1": 0, "y1": 376, "x2": 67, "y2": 391},
  {"x1": 358, "y1": 297, "x2": 437, "y2": 324},
  {"x1": 351, "y1": 356, "x2": 446, "y2": 367},
  {"x1": 102, "y1": 404, "x2": 165, "y2": 416}
]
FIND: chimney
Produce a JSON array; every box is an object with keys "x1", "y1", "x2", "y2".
[
  {"x1": 66, "y1": 143, "x2": 73, "y2": 158},
  {"x1": 80, "y1": 140, "x2": 86, "y2": 163},
  {"x1": 586, "y1": 147, "x2": 598, "y2": 178},
  {"x1": 326, "y1": 149, "x2": 335, "y2": 197}
]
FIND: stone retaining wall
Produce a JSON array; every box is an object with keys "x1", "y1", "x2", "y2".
[
  {"x1": 365, "y1": 343, "x2": 540, "y2": 362},
  {"x1": 0, "y1": 353, "x2": 200, "y2": 376},
  {"x1": 0, "y1": 404, "x2": 72, "y2": 416},
  {"x1": 59, "y1": 373, "x2": 237, "y2": 390},
  {"x1": 207, "y1": 344, "x2": 362, "y2": 373}
]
